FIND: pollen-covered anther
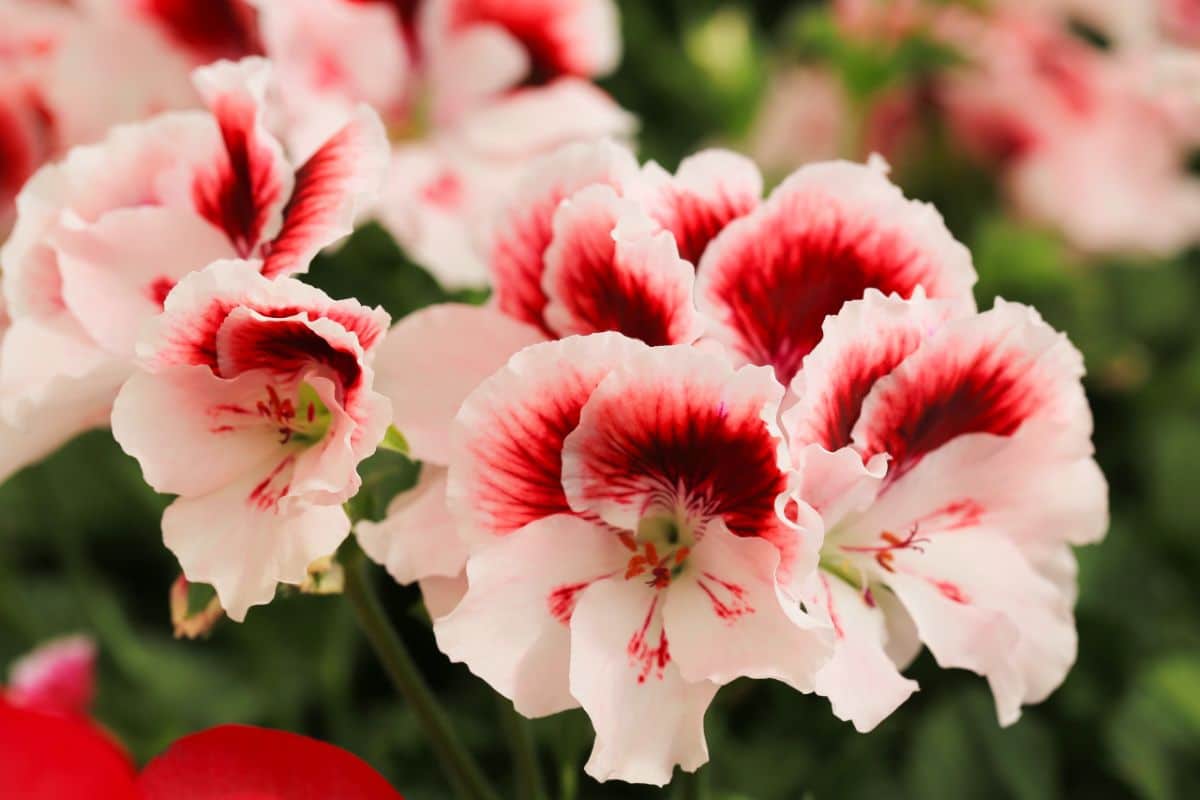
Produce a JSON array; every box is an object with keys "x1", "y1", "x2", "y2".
[
  {"x1": 839, "y1": 525, "x2": 930, "y2": 572},
  {"x1": 621, "y1": 512, "x2": 695, "y2": 588}
]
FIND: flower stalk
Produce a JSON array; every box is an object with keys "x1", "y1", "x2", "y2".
[{"x1": 342, "y1": 545, "x2": 499, "y2": 800}]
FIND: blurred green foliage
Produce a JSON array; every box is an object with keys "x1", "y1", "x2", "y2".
[{"x1": 3, "y1": 2, "x2": 1200, "y2": 798}]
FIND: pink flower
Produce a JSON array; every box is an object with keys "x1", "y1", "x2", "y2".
[
  {"x1": 110, "y1": 260, "x2": 391, "y2": 620},
  {"x1": 251, "y1": 0, "x2": 632, "y2": 288},
  {"x1": 4, "y1": 635, "x2": 96, "y2": 718},
  {"x1": 783, "y1": 290, "x2": 1107, "y2": 731},
  {"x1": 434, "y1": 335, "x2": 832, "y2": 784},
  {"x1": 936, "y1": 7, "x2": 1200, "y2": 255},
  {"x1": 0, "y1": 57, "x2": 387, "y2": 483}
]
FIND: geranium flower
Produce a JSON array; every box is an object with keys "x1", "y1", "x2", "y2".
[
  {"x1": 111, "y1": 260, "x2": 391, "y2": 620},
  {"x1": 251, "y1": 0, "x2": 632, "y2": 288},
  {"x1": 0, "y1": 700, "x2": 402, "y2": 799},
  {"x1": 0, "y1": 56, "x2": 387, "y2": 485},
  {"x1": 782, "y1": 289, "x2": 1107, "y2": 731},
  {"x1": 434, "y1": 335, "x2": 832, "y2": 784}
]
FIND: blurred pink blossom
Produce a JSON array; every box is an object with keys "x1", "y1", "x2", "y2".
[
  {"x1": 251, "y1": 0, "x2": 633, "y2": 288},
  {"x1": 5, "y1": 635, "x2": 96, "y2": 717}
]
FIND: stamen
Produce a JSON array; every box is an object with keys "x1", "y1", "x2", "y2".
[{"x1": 839, "y1": 523, "x2": 930, "y2": 573}]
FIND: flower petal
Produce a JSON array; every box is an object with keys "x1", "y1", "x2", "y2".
[
  {"x1": 851, "y1": 299, "x2": 1091, "y2": 484},
  {"x1": 0, "y1": 699, "x2": 138, "y2": 800},
  {"x1": 638, "y1": 149, "x2": 762, "y2": 266},
  {"x1": 561, "y1": 345, "x2": 793, "y2": 552},
  {"x1": 884, "y1": 531, "x2": 1076, "y2": 725},
  {"x1": 191, "y1": 57, "x2": 294, "y2": 256},
  {"x1": 163, "y1": 476, "x2": 351, "y2": 621},
  {"x1": 569, "y1": 577, "x2": 716, "y2": 786},
  {"x1": 261, "y1": 105, "x2": 389, "y2": 278},
  {"x1": 485, "y1": 139, "x2": 639, "y2": 333},
  {"x1": 664, "y1": 521, "x2": 832, "y2": 692},
  {"x1": 696, "y1": 159, "x2": 976, "y2": 385},
  {"x1": 374, "y1": 303, "x2": 544, "y2": 465},
  {"x1": 137, "y1": 724, "x2": 401, "y2": 798},
  {"x1": 448, "y1": 332, "x2": 646, "y2": 540},
  {"x1": 50, "y1": 206, "x2": 236, "y2": 356},
  {"x1": 356, "y1": 466, "x2": 470, "y2": 584},
  {"x1": 541, "y1": 185, "x2": 702, "y2": 345},
  {"x1": 434, "y1": 514, "x2": 627, "y2": 717},
  {"x1": 784, "y1": 289, "x2": 963, "y2": 452},
  {"x1": 806, "y1": 573, "x2": 918, "y2": 732}
]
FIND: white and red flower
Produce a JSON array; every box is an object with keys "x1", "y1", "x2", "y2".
[
  {"x1": 367, "y1": 144, "x2": 974, "y2": 614},
  {"x1": 434, "y1": 335, "x2": 832, "y2": 784},
  {"x1": 0, "y1": 56, "x2": 387, "y2": 484},
  {"x1": 250, "y1": 0, "x2": 632, "y2": 288},
  {"x1": 110, "y1": 260, "x2": 391, "y2": 620},
  {"x1": 783, "y1": 289, "x2": 1107, "y2": 730}
]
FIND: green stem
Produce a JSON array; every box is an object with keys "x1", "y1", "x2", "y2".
[
  {"x1": 496, "y1": 694, "x2": 547, "y2": 800},
  {"x1": 343, "y1": 547, "x2": 499, "y2": 800}
]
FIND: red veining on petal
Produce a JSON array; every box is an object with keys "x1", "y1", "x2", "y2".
[
  {"x1": 857, "y1": 342, "x2": 1045, "y2": 484},
  {"x1": 134, "y1": 0, "x2": 261, "y2": 62},
  {"x1": 420, "y1": 170, "x2": 464, "y2": 210},
  {"x1": 696, "y1": 571, "x2": 754, "y2": 622},
  {"x1": 931, "y1": 579, "x2": 969, "y2": 605},
  {"x1": 545, "y1": 206, "x2": 689, "y2": 345},
  {"x1": 261, "y1": 114, "x2": 373, "y2": 278},
  {"x1": 145, "y1": 276, "x2": 177, "y2": 309},
  {"x1": 914, "y1": 499, "x2": 986, "y2": 533},
  {"x1": 627, "y1": 594, "x2": 670, "y2": 684},
  {"x1": 193, "y1": 95, "x2": 286, "y2": 257},
  {"x1": 653, "y1": 187, "x2": 756, "y2": 267},
  {"x1": 810, "y1": 330, "x2": 926, "y2": 450},
  {"x1": 705, "y1": 193, "x2": 955, "y2": 385},
  {"x1": 491, "y1": 191, "x2": 572, "y2": 335},
  {"x1": 818, "y1": 573, "x2": 844, "y2": 638},
  {"x1": 247, "y1": 453, "x2": 295, "y2": 512},
  {"x1": 468, "y1": 374, "x2": 596, "y2": 535},
  {"x1": 449, "y1": 0, "x2": 594, "y2": 82},
  {"x1": 491, "y1": 171, "x2": 628, "y2": 335},
  {"x1": 570, "y1": 378, "x2": 788, "y2": 542},
  {"x1": 547, "y1": 573, "x2": 612, "y2": 624},
  {"x1": 221, "y1": 317, "x2": 363, "y2": 393}
]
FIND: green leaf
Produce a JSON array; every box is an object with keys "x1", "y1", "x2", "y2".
[{"x1": 379, "y1": 426, "x2": 410, "y2": 455}]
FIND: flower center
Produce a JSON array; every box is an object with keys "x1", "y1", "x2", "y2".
[
  {"x1": 620, "y1": 510, "x2": 697, "y2": 589},
  {"x1": 257, "y1": 382, "x2": 332, "y2": 446}
]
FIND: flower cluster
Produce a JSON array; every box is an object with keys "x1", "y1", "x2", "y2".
[
  {"x1": 0, "y1": 2, "x2": 1109, "y2": 791},
  {"x1": 370, "y1": 140, "x2": 1106, "y2": 782}
]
